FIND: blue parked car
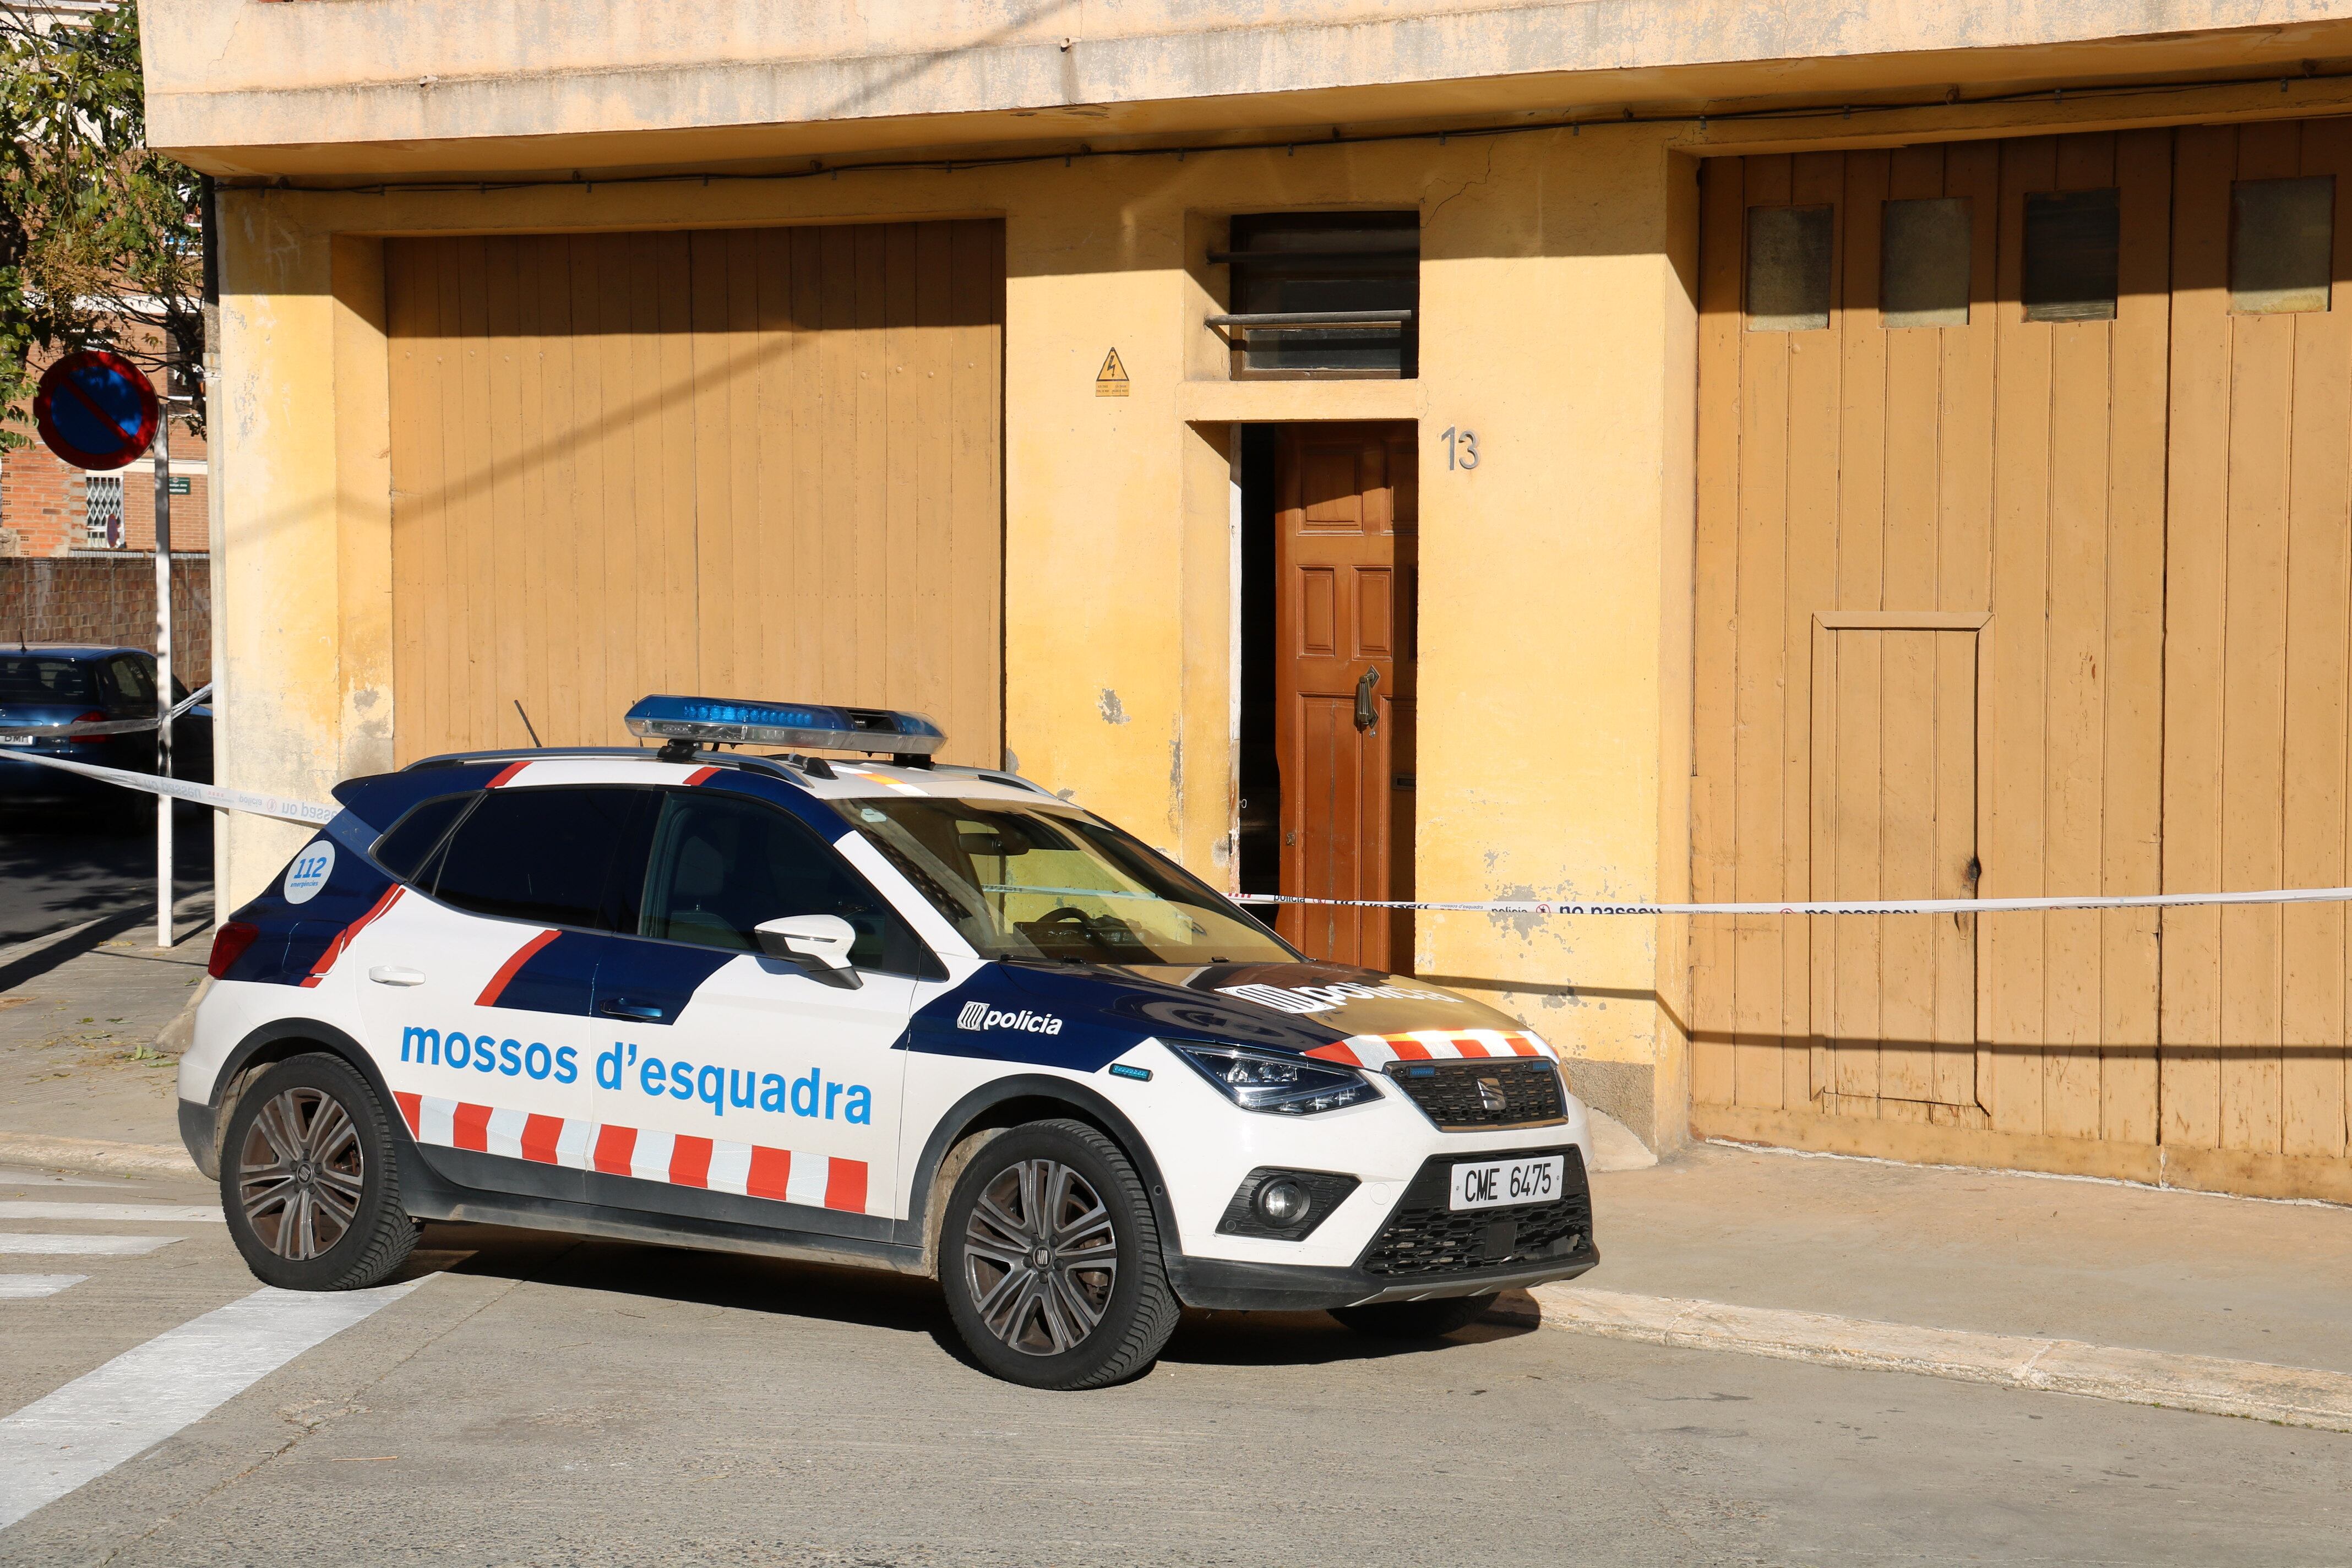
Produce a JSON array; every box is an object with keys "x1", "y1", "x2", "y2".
[{"x1": 0, "y1": 644, "x2": 213, "y2": 812}]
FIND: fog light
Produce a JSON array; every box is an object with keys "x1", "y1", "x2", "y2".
[{"x1": 1254, "y1": 1177, "x2": 1313, "y2": 1229}]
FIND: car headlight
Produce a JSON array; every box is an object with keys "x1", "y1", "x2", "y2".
[{"x1": 1166, "y1": 1041, "x2": 1381, "y2": 1115}]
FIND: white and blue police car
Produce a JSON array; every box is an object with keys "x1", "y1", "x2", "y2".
[{"x1": 179, "y1": 695, "x2": 1598, "y2": 1389}]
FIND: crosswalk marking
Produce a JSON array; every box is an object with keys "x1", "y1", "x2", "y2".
[
  {"x1": 0, "y1": 1276, "x2": 86, "y2": 1301},
  {"x1": 0, "y1": 1282, "x2": 421, "y2": 1530},
  {"x1": 0, "y1": 1235, "x2": 179, "y2": 1257},
  {"x1": 0, "y1": 1204, "x2": 221, "y2": 1223}
]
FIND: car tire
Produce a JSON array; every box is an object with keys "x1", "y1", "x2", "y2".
[
  {"x1": 1329, "y1": 1292, "x2": 1499, "y2": 1340},
  {"x1": 220, "y1": 1052, "x2": 417, "y2": 1292},
  {"x1": 939, "y1": 1118, "x2": 1179, "y2": 1390}
]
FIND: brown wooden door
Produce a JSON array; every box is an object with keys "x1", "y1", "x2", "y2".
[
  {"x1": 1696, "y1": 125, "x2": 2352, "y2": 1198},
  {"x1": 1273, "y1": 422, "x2": 1417, "y2": 971},
  {"x1": 1809, "y1": 624, "x2": 1983, "y2": 1125}
]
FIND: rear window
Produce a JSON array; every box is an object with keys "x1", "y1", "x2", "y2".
[
  {"x1": 371, "y1": 794, "x2": 475, "y2": 882},
  {"x1": 0, "y1": 657, "x2": 94, "y2": 704}
]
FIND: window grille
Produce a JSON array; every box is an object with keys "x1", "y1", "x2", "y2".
[
  {"x1": 84, "y1": 472, "x2": 124, "y2": 548},
  {"x1": 1209, "y1": 211, "x2": 1420, "y2": 378}
]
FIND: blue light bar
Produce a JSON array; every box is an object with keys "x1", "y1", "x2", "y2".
[{"x1": 624, "y1": 695, "x2": 946, "y2": 756}]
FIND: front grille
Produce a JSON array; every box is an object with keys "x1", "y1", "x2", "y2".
[
  {"x1": 1358, "y1": 1144, "x2": 1593, "y2": 1278},
  {"x1": 1385, "y1": 1058, "x2": 1566, "y2": 1130}
]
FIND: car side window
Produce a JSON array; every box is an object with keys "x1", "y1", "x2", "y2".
[
  {"x1": 107, "y1": 656, "x2": 156, "y2": 707},
  {"x1": 638, "y1": 791, "x2": 933, "y2": 977},
  {"x1": 428, "y1": 786, "x2": 645, "y2": 930}
]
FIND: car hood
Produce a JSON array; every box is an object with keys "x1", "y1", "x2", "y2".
[{"x1": 981, "y1": 957, "x2": 1540, "y2": 1058}]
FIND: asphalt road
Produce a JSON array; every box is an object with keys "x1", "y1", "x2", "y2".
[
  {"x1": 0, "y1": 805, "x2": 213, "y2": 948},
  {"x1": 3, "y1": 1162, "x2": 2344, "y2": 1567}
]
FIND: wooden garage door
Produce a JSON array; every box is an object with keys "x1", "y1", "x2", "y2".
[
  {"x1": 384, "y1": 221, "x2": 1004, "y2": 767},
  {"x1": 1692, "y1": 125, "x2": 2352, "y2": 1201}
]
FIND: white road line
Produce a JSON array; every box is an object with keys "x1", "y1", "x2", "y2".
[
  {"x1": 0, "y1": 1236, "x2": 179, "y2": 1257},
  {"x1": 0, "y1": 1281, "x2": 420, "y2": 1531},
  {"x1": 0, "y1": 1277, "x2": 85, "y2": 1301},
  {"x1": 0, "y1": 1204, "x2": 221, "y2": 1223},
  {"x1": 1526, "y1": 1284, "x2": 2352, "y2": 1434}
]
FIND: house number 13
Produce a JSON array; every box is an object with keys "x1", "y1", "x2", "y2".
[{"x1": 1439, "y1": 427, "x2": 1480, "y2": 470}]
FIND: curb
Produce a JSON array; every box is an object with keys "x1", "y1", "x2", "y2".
[
  {"x1": 1521, "y1": 1284, "x2": 2352, "y2": 1434},
  {"x1": 0, "y1": 1131, "x2": 192, "y2": 1177}
]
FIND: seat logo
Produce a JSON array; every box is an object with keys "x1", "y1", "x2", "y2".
[
  {"x1": 957, "y1": 1000, "x2": 1064, "y2": 1036},
  {"x1": 1477, "y1": 1077, "x2": 1508, "y2": 1114}
]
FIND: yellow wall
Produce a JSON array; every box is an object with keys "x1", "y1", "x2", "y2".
[
  {"x1": 207, "y1": 70, "x2": 2352, "y2": 1151},
  {"x1": 208, "y1": 122, "x2": 1702, "y2": 1144}
]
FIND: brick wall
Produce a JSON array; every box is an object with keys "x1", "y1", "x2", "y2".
[
  {"x1": 0, "y1": 440, "x2": 211, "y2": 558},
  {"x1": 0, "y1": 556, "x2": 212, "y2": 687},
  {"x1": 0, "y1": 444, "x2": 84, "y2": 556}
]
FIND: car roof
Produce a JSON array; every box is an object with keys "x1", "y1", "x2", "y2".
[
  {"x1": 396, "y1": 747, "x2": 1062, "y2": 805},
  {"x1": 2, "y1": 644, "x2": 145, "y2": 660}
]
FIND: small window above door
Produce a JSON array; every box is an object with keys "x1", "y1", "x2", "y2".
[{"x1": 1210, "y1": 211, "x2": 1419, "y2": 379}]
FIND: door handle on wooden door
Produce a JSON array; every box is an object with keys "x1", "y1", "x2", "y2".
[{"x1": 1354, "y1": 665, "x2": 1381, "y2": 732}]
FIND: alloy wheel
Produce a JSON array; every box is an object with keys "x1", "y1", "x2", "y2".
[
  {"x1": 960, "y1": 1157, "x2": 1120, "y2": 1356},
  {"x1": 237, "y1": 1086, "x2": 366, "y2": 1260}
]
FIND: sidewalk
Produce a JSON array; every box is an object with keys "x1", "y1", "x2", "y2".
[
  {"x1": 0, "y1": 907, "x2": 209, "y2": 1155},
  {"x1": 1582, "y1": 1140, "x2": 2352, "y2": 1379}
]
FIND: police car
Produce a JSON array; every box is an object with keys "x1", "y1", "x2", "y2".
[{"x1": 179, "y1": 695, "x2": 1598, "y2": 1389}]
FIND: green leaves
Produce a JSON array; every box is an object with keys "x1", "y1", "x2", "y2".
[{"x1": 1, "y1": 1, "x2": 204, "y2": 451}]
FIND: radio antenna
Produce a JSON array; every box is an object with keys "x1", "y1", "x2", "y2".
[{"x1": 513, "y1": 699, "x2": 543, "y2": 747}]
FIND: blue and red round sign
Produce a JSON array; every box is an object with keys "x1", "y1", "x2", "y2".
[{"x1": 33, "y1": 350, "x2": 160, "y2": 470}]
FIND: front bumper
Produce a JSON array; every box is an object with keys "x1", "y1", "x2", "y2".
[
  {"x1": 1166, "y1": 1142, "x2": 1599, "y2": 1311},
  {"x1": 1169, "y1": 1244, "x2": 1599, "y2": 1311}
]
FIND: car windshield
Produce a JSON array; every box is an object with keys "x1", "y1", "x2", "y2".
[
  {"x1": 0, "y1": 656, "x2": 94, "y2": 704},
  {"x1": 834, "y1": 797, "x2": 1296, "y2": 965}
]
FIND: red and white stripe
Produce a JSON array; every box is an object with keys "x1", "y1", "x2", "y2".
[
  {"x1": 391, "y1": 1092, "x2": 870, "y2": 1215},
  {"x1": 1303, "y1": 1028, "x2": 1558, "y2": 1068},
  {"x1": 297, "y1": 884, "x2": 404, "y2": 988}
]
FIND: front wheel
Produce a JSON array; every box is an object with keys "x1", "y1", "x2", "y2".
[
  {"x1": 939, "y1": 1119, "x2": 1178, "y2": 1390},
  {"x1": 220, "y1": 1052, "x2": 417, "y2": 1291},
  {"x1": 1330, "y1": 1293, "x2": 1499, "y2": 1340}
]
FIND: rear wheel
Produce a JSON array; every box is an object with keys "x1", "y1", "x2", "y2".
[
  {"x1": 939, "y1": 1118, "x2": 1178, "y2": 1390},
  {"x1": 220, "y1": 1053, "x2": 417, "y2": 1291},
  {"x1": 1330, "y1": 1293, "x2": 1499, "y2": 1339}
]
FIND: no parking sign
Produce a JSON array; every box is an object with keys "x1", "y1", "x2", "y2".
[{"x1": 32, "y1": 349, "x2": 159, "y2": 470}]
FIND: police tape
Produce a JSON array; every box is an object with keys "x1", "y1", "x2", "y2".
[
  {"x1": 1234, "y1": 888, "x2": 2352, "y2": 916},
  {"x1": 3, "y1": 749, "x2": 337, "y2": 826},
  {"x1": 26, "y1": 715, "x2": 164, "y2": 737},
  {"x1": 18, "y1": 746, "x2": 2352, "y2": 915},
  {"x1": 8, "y1": 685, "x2": 212, "y2": 739}
]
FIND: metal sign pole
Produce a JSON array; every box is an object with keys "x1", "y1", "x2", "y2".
[{"x1": 154, "y1": 381, "x2": 173, "y2": 950}]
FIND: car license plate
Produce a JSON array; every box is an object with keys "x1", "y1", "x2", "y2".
[
  {"x1": 0, "y1": 733, "x2": 31, "y2": 746},
  {"x1": 1449, "y1": 1154, "x2": 1565, "y2": 1211}
]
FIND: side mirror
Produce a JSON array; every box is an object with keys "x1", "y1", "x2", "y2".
[{"x1": 753, "y1": 914, "x2": 862, "y2": 989}]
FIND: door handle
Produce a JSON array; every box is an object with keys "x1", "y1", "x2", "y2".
[
  {"x1": 1353, "y1": 665, "x2": 1381, "y2": 733},
  {"x1": 600, "y1": 1000, "x2": 665, "y2": 1022},
  {"x1": 367, "y1": 966, "x2": 426, "y2": 987}
]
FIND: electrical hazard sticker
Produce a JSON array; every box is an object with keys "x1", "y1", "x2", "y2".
[{"x1": 1095, "y1": 347, "x2": 1129, "y2": 397}]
